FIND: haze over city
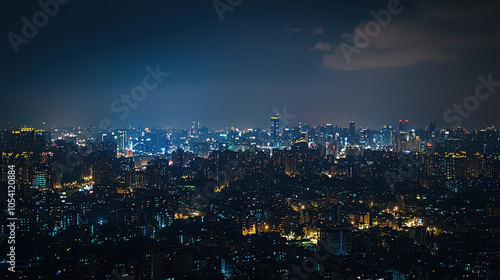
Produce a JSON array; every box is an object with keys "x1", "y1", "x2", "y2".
[{"x1": 1, "y1": 1, "x2": 500, "y2": 280}]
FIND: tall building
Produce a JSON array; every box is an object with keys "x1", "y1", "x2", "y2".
[
  {"x1": 349, "y1": 121, "x2": 357, "y2": 145},
  {"x1": 92, "y1": 158, "x2": 114, "y2": 186},
  {"x1": 117, "y1": 130, "x2": 128, "y2": 153},
  {"x1": 32, "y1": 164, "x2": 53, "y2": 189},
  {"x1": 93, "y1": 141, "x2": 117, "y2": 157},
  {"x1": 409, "y1": 226, "x2": 427, "y2": 245},
  {"x1": 270, "y1": 114, "x2": 280, "y2": 148},
  {"x1": 429, "y1": 121, "x2": 436, "y2": 133},
  {"x1": 0, "y1": 131, "x2": 8, "y2": 152},
  {"x1": 396, "y1": 131, "x2": 409, "y2": 153},
  {"x1": 34, "y1": 129, "x2": 49, "y2": 153},
  {"x1": 322, "y1": 227, "x2": 352, "y2": 255},
  {"x1": 349, "y1": 121, "x2": 355, "y2": 136},
  {"x1": 8, "y1": 128, "x2": 49, "y2": 154},
  {"x1": 399, "y1": 120, "x2": 409, "y2": 132},
  {"x1": 381, "y1": 125, "x2": 393, "y2": 147},
  {"x1": 92, "y1": 142, "x2": 117, "y2": 186}
]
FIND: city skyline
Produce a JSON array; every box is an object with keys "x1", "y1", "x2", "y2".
[
  {"x1": 2, "y1": 119, "x2": 497, "y2": 132},
  {"x1": 1, "y1": 1, "x2": 500, "y2": 279},
  {"x1": 1, "y1": 113, "x2": 500, "y2": 279}
]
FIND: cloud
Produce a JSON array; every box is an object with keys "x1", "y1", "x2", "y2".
[
  {"x1": 321, "y1": 0, "x2": 500, "y2": 70},
  {"x1": 310, "y1": 41, "x2": 333, "y2": 52},
  {"x1": 313, "y1": 27, "x2": 324, "y2": 36}
]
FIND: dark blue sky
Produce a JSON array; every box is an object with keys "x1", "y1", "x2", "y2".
[{"x1": 1, "y1": 0, "x2": 500, "y2": 130}]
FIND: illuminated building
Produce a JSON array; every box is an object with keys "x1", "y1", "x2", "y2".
[
  {"x1": 117, "y1": 130, "x2": 127, "y2": 153},
  {"x1": 381, "y1": 125, "x2": 393, "y2": 147},
  {"x1": 399, "y1": 119, "x2": 409, "y2": 132},
  {"x1": 322, "y1": 227, "x2": 352, "y2": 255},
  {"x1": 270, "y1": 114, "x2": 280, "y2": 148},
  {"x1": 348, "y1": 121, "x2": 357, "y2": 145},
  {"x1": 32, "y1": 164, "x2": 53, "y2": 189}
]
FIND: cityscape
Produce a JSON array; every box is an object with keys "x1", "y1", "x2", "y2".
[
  {"x1": 1, "y1": 0, "x2": 500, "y2": 279},
  {"x1": 0, "y1": 120, "x2": 499, "y2": 279}
]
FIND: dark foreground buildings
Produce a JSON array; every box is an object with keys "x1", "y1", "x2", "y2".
[{"x1": 1, "y1": 123, "x2": 500, "y2": 279}]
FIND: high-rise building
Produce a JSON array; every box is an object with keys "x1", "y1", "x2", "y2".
[
  {"x1": 396, "y1": 131, "x2": 409, "y2": 153},
  {"x1": 270, "y1": 114, "x2": 280, "y2": 148},
  {"x1": 117, "y1": 130, "x2": 127, "y2": 153},
  {"x1": 8, "y1": 128, "x2": 49, "y2": 154},
  {"x1": 32, "y1": 164, "x2": 53, "y2": 189},
  {"x1": 92, "y1": 142, "x2": 117, "y2": 186},
  {"x1": 323, "y1": 227, "x2": 352, "y2": 255},
  {"x1": 93, "y1": 141, "x2": 117, "y2": 157},
  {"x1": 399, "y1": 120, "x2": 409, "y2": 132},
  {"x1": 409, "y1": 226, "x2": 427, "y2": 245},
  {"x1": 92, "y1": 158, "x2": 114, "y2": 186},
  {"x1": 349, "y1": 121, "x2": 357, "y2": 145},
  {"x1": 429, "y1": 121, "x2": 436, "y2": 133},
  {"x1": 349, "y1": 121, "x2": 355, "y2": 136},
  {"x1": 381, "y1": 125, "x2": 393, "y2": 147},
  {"x1": 0, "y1": 131, "x2": 8, "y2": 152}
]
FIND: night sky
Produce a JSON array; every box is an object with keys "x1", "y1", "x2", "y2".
[{"x1": 1, "y1": 0, "x2": 500, "y2": 130}]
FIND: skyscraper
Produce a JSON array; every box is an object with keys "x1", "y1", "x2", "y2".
[
  {"x1": 381, "y1": 125, "x2": 393, "y2": 147},
  {"x1": 399, "y1": 120, "x2": 409, "y2": 132},
  {"x1": 429, "y1": 121, "x2": 436, "y2": 133},
  {"x1": 32, "y1": 164, "x2": 53, "y2": 189},
  {"x1": 270, "y1": 114, "x2": 280, "y2": 148},
  {"x1": 8, "y1": 128, "x2": 49, "y2": 154},
  {"x1": 117, "y1": 130, "x2": 127, "y2": 153},
  {"x1": 349, "y1": 121, "x2": 357, "y2": 145}
]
